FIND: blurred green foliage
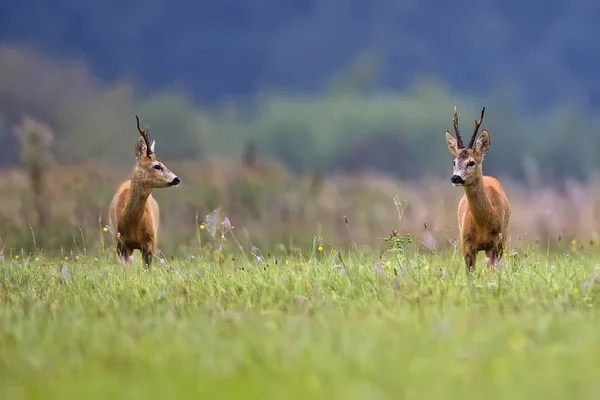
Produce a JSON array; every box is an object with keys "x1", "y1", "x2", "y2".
[
  {"x1": 0, "y1": 45, "x2": 599, "y2": 182},
  {"x1": 2, "y1": 0, "x2": 598, "y2": 111}
]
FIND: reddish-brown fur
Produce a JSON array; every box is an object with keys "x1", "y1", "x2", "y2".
[
  {"x1": 108, "y1": 116, "x2": 180, "y2": 268},
  {"x1": 445, "y1": 106, "x2": 511, "y2": 274}
]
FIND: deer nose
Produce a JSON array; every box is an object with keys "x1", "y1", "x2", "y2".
[
  {"x1": 170, "y1": 177, "x2": 181, "y2": 186},
  {"x1": 451, "y1": 175, "x2": 464, "y2": 185}
]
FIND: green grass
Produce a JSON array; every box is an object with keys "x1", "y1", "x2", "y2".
[{"x1": 2, "y1": 245, "x2": 600, "y2": 399}]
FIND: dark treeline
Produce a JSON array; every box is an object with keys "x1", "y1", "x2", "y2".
[
  {"x1": 2, "y1": 0, "x2": 599, "y2": 107},
  {"x1": 1, "y1": 0, "x2": 600, "y2": 183}
]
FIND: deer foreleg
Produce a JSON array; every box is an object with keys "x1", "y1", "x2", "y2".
[
  {"x1": 460, "y1": 236, "x2": 477, "y2": 275},
  {"x1": 141, "y1": 243, "x2": 155, "y2": 269},
  {"x1": 116, "y1": 242, "x2": 133, "y2": 266},
  {"x1": 142, "y1": 251, "x2": 153, "y2": 268},
  {"x1": 463, "y1": 250, "x2": 476, "y2": 275},
  {"x1": 485, "y1": 247, "x2": 500, "y2": 271}
]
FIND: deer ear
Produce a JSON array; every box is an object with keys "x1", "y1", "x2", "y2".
[
  {"x1": 475, "y1": 129, "x2": 490, "y2": 155},
  {"x1": 445, "y1": 131, "x2": 459, "y2": 156},
  {"x1": 135, "y1": 136, "x2": 147, "y2": 160},
  {"x1": 150, "y1": 139, "x2": 156, "y2": 153}
]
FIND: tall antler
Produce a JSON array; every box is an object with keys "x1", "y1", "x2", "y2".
[
  {"x1": 135, "y1": 115, "x2": 153, "y2": 156},
  {"x1": 467, "y1": 106, "x2": 486, "y2": 149},
  {"x1": 452, "y1": 106, "x2": 465, "y2": 149}
]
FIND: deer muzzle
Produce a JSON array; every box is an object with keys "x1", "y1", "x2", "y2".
[{"x1": 451, "y1": 175, "x2": 465, "y2": 186}]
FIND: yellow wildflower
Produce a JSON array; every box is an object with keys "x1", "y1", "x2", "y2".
[
  {"x1": 317, "y1": 245, "x2": 323, "y2": 252},
  {"x1": 200, "y1": 224, "x2": 205, "y2": 230},
  {"x1": 103, "y1": 226, "x2": 108, "y2": 232}
]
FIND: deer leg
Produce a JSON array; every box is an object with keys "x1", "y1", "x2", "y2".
[
  {"x1": 497, "y1": 236, "x2": 506, "y2": 261},
  {"x1": 463, "y1": 252, "x2": 476, "y2": 275},
  {"x1": 461, "y1": 239, "x2": 477, "y2": 275},
  {"x1": 141, "y1": 244, "x2": 154, "y2": 269},
  {"x1": 117, "y1": 243, "x2": 133, "y2": 267},
  {"x1": 142, "y1": 251, "x2": 153, "y2": 268},
  {"x1": 485, "y1": 247, "x2": 500, "y2": 271},
  {"x1": 115, "y1": 237, "x2": 132, "y2": 266}
]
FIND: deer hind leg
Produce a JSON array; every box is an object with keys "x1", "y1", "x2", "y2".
[
  {"x1": 497, "y1": 234, "x2": 507, "y2": 260},
  {"x1": 497, "y1": 243, "x2": 504, "y2": 260}
]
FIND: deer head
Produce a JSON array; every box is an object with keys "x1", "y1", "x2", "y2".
[
  {"x1": 444, "y1": 106, "x2": 490, "y2": 186},
  {"x1": 133, "y1": 115, "x2": 180, "y2": 188}
]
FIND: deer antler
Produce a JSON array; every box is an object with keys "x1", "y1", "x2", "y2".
[
  {"x1": 452, "y1": 106, "x2": 465, "y2": 149},
  {"x1": 467, "y1": 106, "x2": 486, "y2": 149},
  {"x1": 135, "y1": 115, "x2": 153, "y2": 156}
]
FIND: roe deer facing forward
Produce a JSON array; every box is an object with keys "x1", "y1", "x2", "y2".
[
  {"x1": 108, "y1": 116, "x2": 181, "y2": 268},
  {"x1": 444, "y1": 106, "x2": 511, "y2": 274}
]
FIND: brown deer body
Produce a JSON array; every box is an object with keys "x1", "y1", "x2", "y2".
[
  {"x1": 108, "y1": 116, "x2": 180, "y2": 268},
  {"x1": 444, "y1": 106, "x2": 511, "y2": 274}
]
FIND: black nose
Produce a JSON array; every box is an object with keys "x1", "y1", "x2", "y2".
[
  {"x1": 170, "y1": 177, "x2": 181, "y2": 186},
  {"x1": 451, "y1": 175, "x2": 464, "y2": 184}
]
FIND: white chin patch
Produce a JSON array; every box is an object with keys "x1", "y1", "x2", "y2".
[{"x1": 452, "y1": 183, "x2": 464, "y2": 187}]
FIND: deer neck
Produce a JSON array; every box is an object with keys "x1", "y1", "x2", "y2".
[
  {"x1": 463, "y1": 176, "x2": 493, "y2": 228},
  {"x1": 123, "y1": 173, "x2": 152, "y2": 228}
]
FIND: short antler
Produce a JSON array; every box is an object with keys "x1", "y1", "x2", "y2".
[
  {"x1": 135, "y1": 115, "x2": 153, "y2": 156},
  {"x1": 467, "y1": 106, "x2": 486, "y2": 149},
  {"x1": 452, "y1": 106, "x2": 465, "y2": 149}
]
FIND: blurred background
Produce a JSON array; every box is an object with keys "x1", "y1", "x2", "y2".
[{"x1": 1, "y1": 0, "x2": 600, "y2": 257}]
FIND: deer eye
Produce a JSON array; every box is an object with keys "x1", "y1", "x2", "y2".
[
  {"x1": 452, "y1": 160, "x2": 456, "y2": 166},
  {"x1": 467, "y1": 161, "x2": 475, "y2": 167},
  {"x1": 153, "y1": 164, "x2": 163, "y2": 171}
]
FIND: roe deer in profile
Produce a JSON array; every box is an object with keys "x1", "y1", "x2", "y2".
[
  {"x1": 108, "y1": 116, "x2": 181, "y2": 268},
  {"x1": 444, "y1": 106, "x2": 511, "y2": 274}
]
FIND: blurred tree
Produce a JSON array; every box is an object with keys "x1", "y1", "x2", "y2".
[
  {"x1": 0, "y1": 43, "x2": 600, "y2": 182},
  {"x1": 1, "y1": 0, "x2": 600, "y2": 109},
  {"x1": 13, "y1": 116, "x2": 54, "y2": 228}
]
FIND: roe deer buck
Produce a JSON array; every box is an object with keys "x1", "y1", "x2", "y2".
[
  {"x1": 108, "y1": 115, "x2": 181, "y2": 268},
  {"x1": 444, "y1": 106, "x2": 511, "y2": 274}
]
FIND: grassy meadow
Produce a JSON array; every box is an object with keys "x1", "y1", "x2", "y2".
[
  {"x1": 3, "y1": 161, "x2": 600, "y2": 398},
  {"x1": 2, "y1": 242, "x2": 600, "y2": 399}
]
